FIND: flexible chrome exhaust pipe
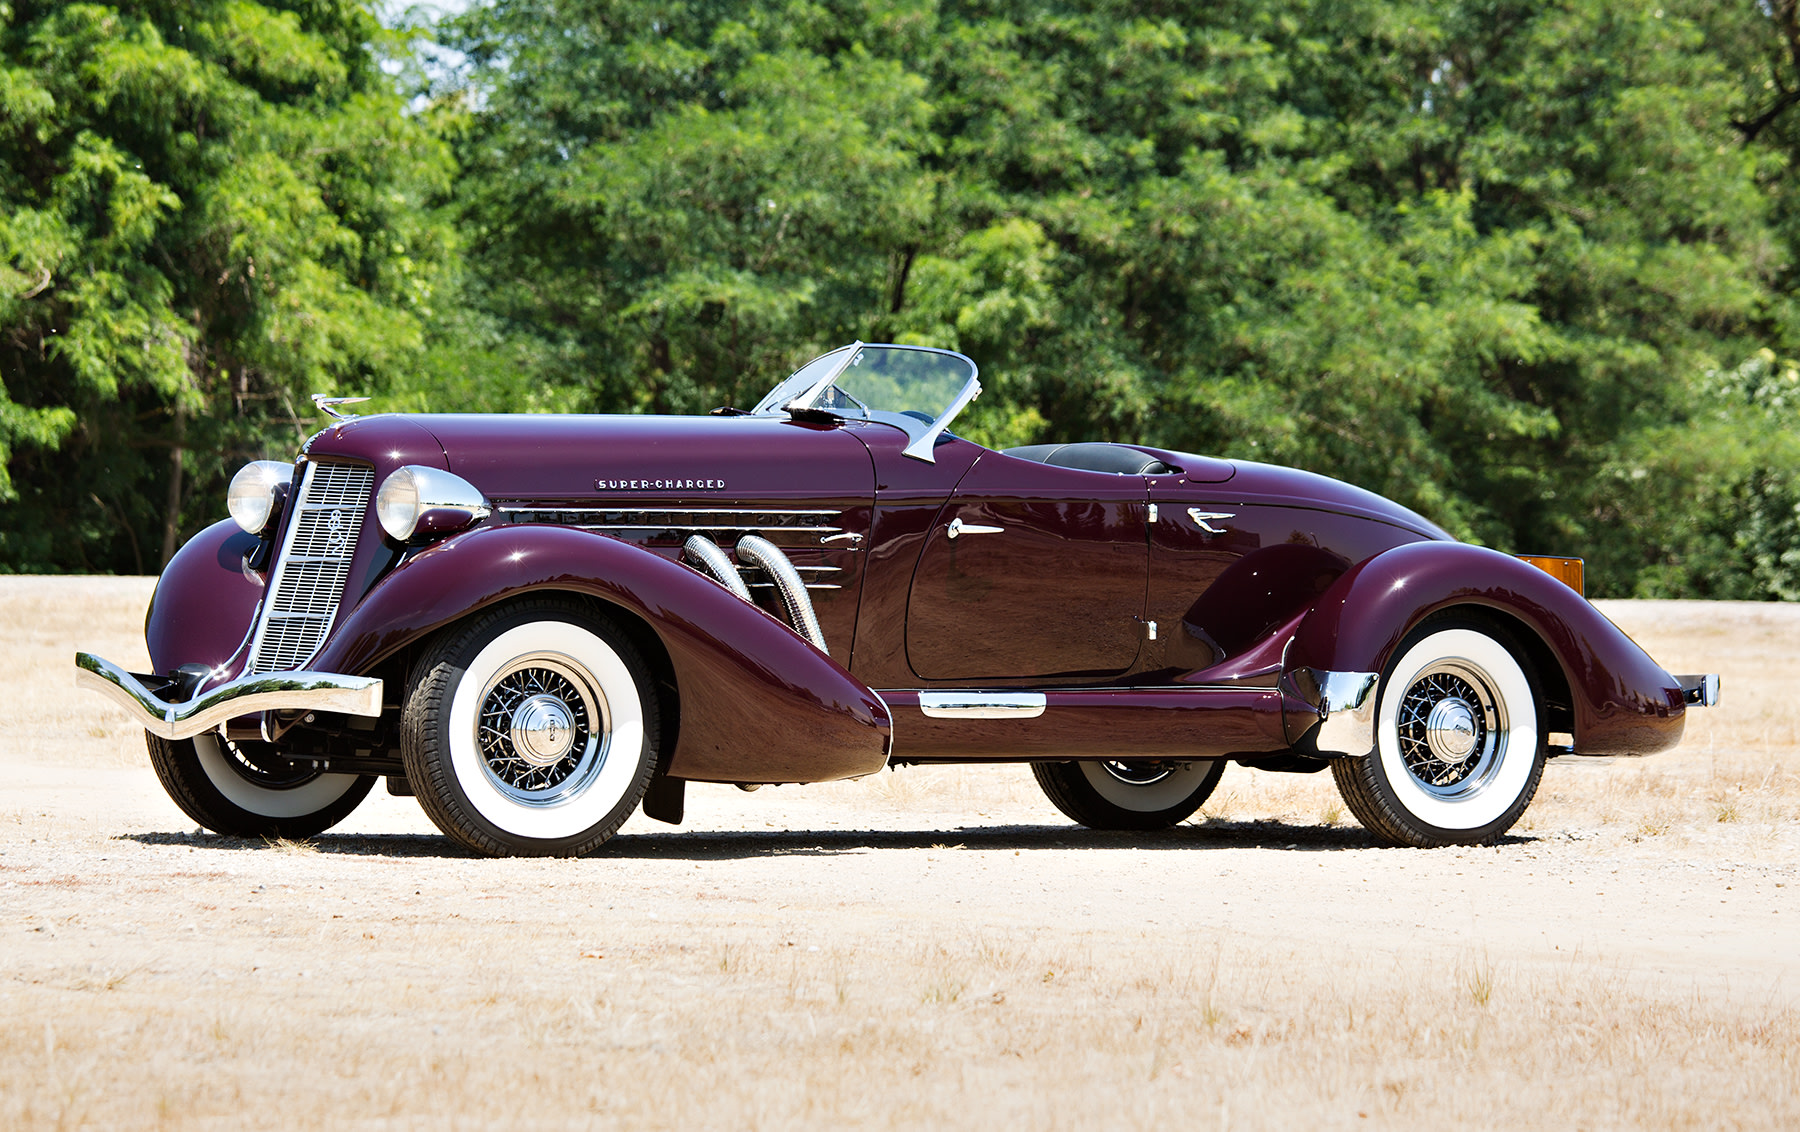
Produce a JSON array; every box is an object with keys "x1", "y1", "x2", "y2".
[
  {"x1": 734, "y1": 534, "x2": 827, "y2": 652},
  {"x1": 681, "y1": 535, "x2": 754, "y2": 602}
]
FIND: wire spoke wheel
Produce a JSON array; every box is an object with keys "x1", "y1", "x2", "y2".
[
  {"x1": 1098, "y1": 760, "x2": 1178, "y2": 787},
  {"x1": 474, "y1": 655, "x2": 610, "y2": 806},
  {"x1": 1393, "y1": 664, "x2": 1507, "y2": 799},
  {"x1": 402, "y1": 601, "x2": 659, "y2": 857},
  {"x1": 1331, "y1": 622, "x2": 1546, "y2": 848}
]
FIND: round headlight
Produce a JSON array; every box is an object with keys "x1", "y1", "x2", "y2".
[
  {"x1": 226, "y1": 460, "x2": 293, "y2": 534},
  {"x1": 376, "y1": 466, "x2": 422, "y2": 541},
  {"x1": 376, "y1": 465, "x2": 490, "y2": 542}
]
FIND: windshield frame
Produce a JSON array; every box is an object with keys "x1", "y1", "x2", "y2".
[{"x1": 755, "y1": 343, "x2": 982, "y2": 464}]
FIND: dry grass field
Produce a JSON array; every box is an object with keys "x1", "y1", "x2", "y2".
[{"x1": 2, "y1": 577, "x2": 1796, "y2": 1129}]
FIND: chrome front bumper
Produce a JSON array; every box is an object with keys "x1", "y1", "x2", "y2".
[{"x1": 74, "y1": 652, "x2": 383, "y2": 741}]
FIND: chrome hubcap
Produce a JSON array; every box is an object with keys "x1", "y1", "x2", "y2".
[
  {"x1": 476, "y1": 654, "x2": 610, "y2": 806},
  {"x1": 510, "y1": 694, "x2": 576, "y2": 767},
  {"x1": 1424, "y1": 698, "x2": 1478, "y2": 764},
  {"x1": 1395, "y1": 663, "x2": 1506, "y2": 797}
]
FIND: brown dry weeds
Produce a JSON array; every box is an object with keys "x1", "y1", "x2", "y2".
[{"x1": 1, "y1": 578, "x2": 1796, "y2": 1129}]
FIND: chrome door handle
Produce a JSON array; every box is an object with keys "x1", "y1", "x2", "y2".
[
  {"x1": 946, "y1": 518, "x2": 1004, "y2": 540},
  {"x1": 819, "y1": 532, "x2": 864, "y2": 546}
]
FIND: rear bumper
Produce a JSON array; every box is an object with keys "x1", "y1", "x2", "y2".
[
  {"x1": 1676, "y1": 673, "x2": 1721, "y2": 708},
  {"x1": 74, "y1": 652, "x2": 382, "y2": 741}
]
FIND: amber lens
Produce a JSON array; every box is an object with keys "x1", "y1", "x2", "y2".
[{"x1": 1515, "y1": 555, "x2": 1584, "y2": 596}]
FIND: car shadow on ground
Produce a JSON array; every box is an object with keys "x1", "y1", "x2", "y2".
[{"x1": 117, "y1": 822, "x2": 1537, "y2": 859}]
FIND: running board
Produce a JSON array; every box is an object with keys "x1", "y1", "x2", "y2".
[{"x1": 882, "y1": 686, "x2": 1293, "y2": 762}]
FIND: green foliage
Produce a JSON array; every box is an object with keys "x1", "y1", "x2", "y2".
[
  {"x1": 0, "y1": 0, "x2": 452, "y2": 570},
  {"x1": 430, "y1": 0, "x2": 1800, "y2": 596},
  {"x1": 6, "y1": 0, "x2": 1800, "y2": 598}
]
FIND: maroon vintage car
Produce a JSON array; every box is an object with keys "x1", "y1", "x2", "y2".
[{"x1": 77, "y1": 344, "x2": 1718, "y2": 855}]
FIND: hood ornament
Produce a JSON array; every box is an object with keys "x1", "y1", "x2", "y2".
[{"x1": 311, "y1": 393, "x2": 370, "y2": 421}]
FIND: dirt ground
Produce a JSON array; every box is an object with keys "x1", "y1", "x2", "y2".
[{"x1": 2, "y1": 577, "x2": 1796, "y2": 1129}]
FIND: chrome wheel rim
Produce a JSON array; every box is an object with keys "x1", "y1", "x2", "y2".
[
  {"x1": 1099, "y1": 760, "x2": 1178, "y2": 787},
  {"x1": 1395, "y1": 661, "x2": 1507, "y2": 800},
  {"x1": 475, "y1": 653, "x2": 611, "y2": 807}
]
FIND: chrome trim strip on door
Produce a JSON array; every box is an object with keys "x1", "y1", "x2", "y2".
[{"x1": 917, "y1": 692, "x2": 1047, "y2": 719}]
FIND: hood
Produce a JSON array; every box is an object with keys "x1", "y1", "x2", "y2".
[{"x1": 304, "y1": 412, "x2": 877, "y2": 503}]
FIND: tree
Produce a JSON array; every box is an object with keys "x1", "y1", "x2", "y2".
[
  {"x1": 438, "y1": 0, "x2": 1794, "y2": 594},
  {"x1": 0, "y1": 0, "x2": 453, "y2": 571}
]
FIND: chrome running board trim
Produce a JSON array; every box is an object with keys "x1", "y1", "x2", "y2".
[{"x1": 75, "y1": 652, "x2": 382, "y2": 741}]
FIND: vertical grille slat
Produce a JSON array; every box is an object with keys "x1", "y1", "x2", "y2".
[{"x1": 246, "y1": 461, "x2": 374, "y2": 674}]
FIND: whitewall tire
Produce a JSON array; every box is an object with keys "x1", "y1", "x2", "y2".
[
  {"x1": 147, "y1": 732, "x2": 373, "y2": 838},
  {"x1": 1332, "y1": 621, "x2": 1546, "y2": 847},
  {"x1": 1032, "y1": 758, "x2": 1225, "y2": 830},
  {"x1": 402, "y1": 599, "x2": 660, "y2": 856}
]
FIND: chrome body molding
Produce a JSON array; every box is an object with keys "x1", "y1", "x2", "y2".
[
  {"x1": 917, "y1": 691, "x2": 1047, "y2": 719},
  {"x1": 1676, "y1": 673, "x2": 1721, "y2": 708},
  {"x1": 75, "y1": 651, "x2": 382, "y2": 741},
  {"x1": 499, "y1": 505, "x2": 855, "y2": 591},
  {"x1": 1289, "y1": 667, "x2": 1382, "y2": 757}
]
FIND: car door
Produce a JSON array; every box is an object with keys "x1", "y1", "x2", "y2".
[{"x1": 905, "y1": 453, "x2": 1148, "y2": 681}]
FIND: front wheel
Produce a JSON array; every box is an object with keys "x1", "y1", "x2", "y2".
[
  {"x1": 401, "y1": 599, "x2": 660, "y2": 857},
  {"x1": 147, "y1": 732, "x2": 374, "y2": 839},
  {"x1": 1032, "y1": 759, "x2": 1225, "y2": 830},
  {"x1": 1331, "y1": 623, "x2": 1546, "y2": 847}
]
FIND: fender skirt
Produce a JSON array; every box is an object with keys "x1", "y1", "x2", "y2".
[
  {"x1": 308, "y1": 525, "x2": 891, "y2": 783},
  {"x1": 1283, "y1": 541, "x2": 1688, "y2": 757}
]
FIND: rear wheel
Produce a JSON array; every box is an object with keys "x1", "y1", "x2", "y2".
[
  {"x1": 1032, "y1": 759, "x2": 1225, "y2": 830},
  {"x1": 401, "y1": 599, "x2": 660, "y2": 857},
  {"x1": 1331, "y1": 622, "x2": 1546, "y2": 847},
  {"x1": 147, "y1": 732, "x2": 374, "y2": 839}
]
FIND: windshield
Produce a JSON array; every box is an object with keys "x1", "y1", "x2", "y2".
[
  {"x1": 750, "y1": 346, "x2": 855, "y2": 416},
  {"x1": 820, "y1": 346, "x2": 975, "y2": 419},
  {"x1": 751, "y1": 343, "x2": 981, "y2": 463}
]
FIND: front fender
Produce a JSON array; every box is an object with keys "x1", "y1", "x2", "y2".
[
  {"x1": 1285, "y1": 541, "x2": 1687, "y2": 756},
  {"x1": 308, "y1": 525, "x2": 891, "y2": 783},
  {"x1": 146, "y1": 519, "x2": 265, "y2": 676}
]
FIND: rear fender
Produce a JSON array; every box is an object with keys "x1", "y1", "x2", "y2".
[
  {"x1": 146, "y1": 519, "x2": 266, "y2": 676},
  {"x1": 307, "y1": 524, "x2": 891, "y2": 783},
  {"x1": 1284, "y1": 541, "x2": 1687, "y2": 756}
]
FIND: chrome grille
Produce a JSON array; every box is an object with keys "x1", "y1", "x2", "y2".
[{"x1": 246, "y1": 461, "x2": 375, "y2": 673}]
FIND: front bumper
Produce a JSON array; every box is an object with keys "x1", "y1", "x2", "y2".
[{"x1": 74, "y1": 652, "x2": 383, "y2": 741}]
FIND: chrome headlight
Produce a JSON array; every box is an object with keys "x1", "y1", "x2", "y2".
[
  {"x1": 226, "y1": 461, "x2": 294, "y2": 534},
  {"x1": 376, "y1": 465, "x2": 492, "y2": 542}
]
